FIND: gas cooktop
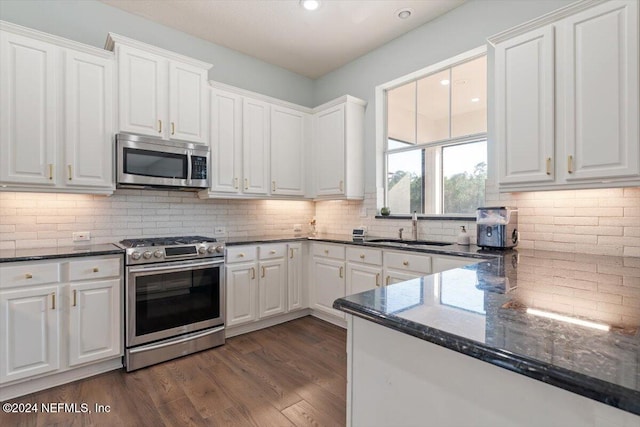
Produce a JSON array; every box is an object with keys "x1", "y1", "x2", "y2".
[{"x1": 120, "y1": 235, "x2": 218, "y2": 248}]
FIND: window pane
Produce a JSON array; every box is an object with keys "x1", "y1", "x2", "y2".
[
  {"x1": 387, "y1": 150, "x2": 424, "y2": 214},
  {"x1": 417, "y1": 70, "x2": 450, "y2": 144},
  {"x1": 442, "y1": 141, "x2": 487, "y2": 214},
  {"x1": 388, "y1": 138, "x2": 414, "y2": 150},
  {"x1": 387, "y1": 81, "x2": 416, "y2": 144},
  {"x1": 451, "y1": 56, "x2": 487, "y2": 137}
]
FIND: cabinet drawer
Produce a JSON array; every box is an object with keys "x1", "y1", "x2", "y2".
[
  {"x1": 0, "y1": 262, "x2": 60, "y2": 288},
  {"x1": 313, "y1": 243, "x2": 345, "y2": 259},
  {"x1": 384, "y1": 251, "x2": 431, "y2": 274},
  {"x1": 68, "y1": 257, "x2": 121, "y2": 281},
  {"x1": 226, "y1": 246, "x2": 257, "y2": 263},
  {"x1": 259, "y1": 244, "x2": 286, "y2": 260},
  {"x1": 346, "y1": 247, "x2": 382, "y2": 265}
]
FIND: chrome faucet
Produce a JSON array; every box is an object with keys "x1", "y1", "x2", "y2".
[{"x1": 398, "y1": 228, "x2": 404, "y2": 239}]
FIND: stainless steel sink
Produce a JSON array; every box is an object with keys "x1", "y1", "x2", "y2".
[{"x1": 367, "y1": 238, "x2": 452, "y2": 246}]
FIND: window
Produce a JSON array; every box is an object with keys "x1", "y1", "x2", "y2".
[{"x1": 383, "y1": 51, "x2": 487, "y2": 215}]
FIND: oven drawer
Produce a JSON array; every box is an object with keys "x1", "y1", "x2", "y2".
[
  {"x1": 226, "y1": 246, "x2": 257, "y2": 263},
  {"x1": 259, "y1": 244, "x2": 286, "y2": 260},
  {"x1": 68, "y1": 257, "x2": 121, "y2": 281}
]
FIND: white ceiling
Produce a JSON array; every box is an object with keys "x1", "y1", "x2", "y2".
[{"x1": 99, "y1": 0, "x2": 465, "y2": 79}]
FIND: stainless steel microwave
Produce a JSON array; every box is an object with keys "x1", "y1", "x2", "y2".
[{"x1": 116, "y1": 133, "x2": 209, "y2": 190}]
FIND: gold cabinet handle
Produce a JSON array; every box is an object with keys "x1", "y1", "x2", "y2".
[
  {"x1": 261, "y1": 266, "x2": 265, "y2": 278},
  {"x1": 546, "y1": 157, "x2": 551, "y2": 175},
  {"x1": 375, "y1": 273, "x2": 380, "y2": 287},
  {"x1": 25, "y1": 273, "x2": 33, "y2": 279},
  {"x1": 72, "y1": 289, "x2": 77, "y2": 307},
  {"x1": 244, "y1": 178, "x2": 249, "y2": 190},
  {"x1": 339, "y1": 266, "x2": 343, "y2": 278},
  {"x1": 234, "y1": 177, "x2": 239, "y2": 189},
  {"x1": 48, "y1": 164, "x2": 53, "y2": 180},
  {"x1": 251, "y1": 267, "x2": 255, "y2": 279},
  {"x1": 324, "y1": 249, "x2": 329, "y2": 255},
  {"x1": 386, "y1": 276, "x2": 390, "y2": 286},
  {"x1": 272, "y1": 181, "x2": 276, "y2": 192},
  {"x1": 51, "y1": 293, "x2": 56, "y2": 310},
  {"x1": 289, "y1": 248, "x2": 294, "y2": 259},
  {"x1": 568, "y1": 155, "x2": 573, "y2": 174},
  {"x1": 238, "y1": 253, "x2": 245, "y2": 258},
  {"x1": 171, "y1": 122, "x2": 175, "y2": 135},
  {"x1": 403, "y1": 260, "x2": 409, "y2": 266},
  {"x1": 359, "y1": 254, "x2": 365, "y2": 259},
  {"x1": 158, "y1": 119, "x2": 162, "y2": 133},
  {"x1": 339, "y1": 180, "x2": 344, "y2": 192},
  {"x1": 92, "y1": 267, "x2": 99, "y2": 273},
  {"x1": 68, "y1": 165, "x2": 72, "y2": 180},
  {"x1": 270, "y1": 250, "x2": 276, "y2": 255}
]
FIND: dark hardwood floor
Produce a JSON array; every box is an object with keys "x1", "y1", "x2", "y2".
[{"x1": 1, "y1": 316, "x2": 347, "y2": 427}]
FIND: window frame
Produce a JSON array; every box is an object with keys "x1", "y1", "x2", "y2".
[{"x1": 376, "y1": 45, "x2": 487, "y2": 217}]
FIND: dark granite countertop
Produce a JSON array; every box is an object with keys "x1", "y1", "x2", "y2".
[
  {"x1": 0, "y1": 244, "x2": 124, "y2": 263},
  {"x1": 334, "y1": 249, "x2": 640, "y2": 415}
]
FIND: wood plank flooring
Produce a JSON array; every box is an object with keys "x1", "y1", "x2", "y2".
[{"x1": 1, "y1": 316, "x2": 347, "y2": 427}]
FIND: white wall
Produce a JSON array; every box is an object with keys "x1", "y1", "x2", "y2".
[{"x1": 0, "y1": 0, "x2": 315, "y2": 107}]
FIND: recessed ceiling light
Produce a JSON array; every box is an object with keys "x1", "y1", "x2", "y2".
[
  {"x1": 396, "y1": 8, "x2": 413, "y2": 19},
  {"x1": 300, "y1": 0, "x2": 320, "y2": 11},
  {"x1": 471, "y1": 97, "x2": 480, "y2": 103},
  {"x1": 440, "y1": 79, "x2": 450, "y2": 86}
]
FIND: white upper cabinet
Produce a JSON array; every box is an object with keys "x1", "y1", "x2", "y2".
[
  {"x1": 491, "y1": 0, "x2": 639, "y2": 191},
  {"x1": 0, "y1": 22, "x2": 114, "y2": 194},
  {"x1": 243, "y1": 98, "x2": 270, "y2": 195},
  {"x1": 495, "y1": 26, "x2": 555, "y2": 185},
  {"x1": 210, "y1": 88, "x2": 243, "y2": 194},
  {"x1": 64, "y1": 49, "x2": 114, "y2": 188},
  {"x1": 106, "y1": 33, "x2": 211, "y2": 144},
  {"x1": 271, "y1": 105, "x2": 308, "y2": 196},
  {"x1": 312, "y1": 96, "x2": 366, "y2": 200},
  {"x1": 559, "y1": 0, "x2": 639, "y2": 181}
]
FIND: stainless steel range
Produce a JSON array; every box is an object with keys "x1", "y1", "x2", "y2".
[{"x1": 120, "y1": 236, "x2": 225, "y2": 371}]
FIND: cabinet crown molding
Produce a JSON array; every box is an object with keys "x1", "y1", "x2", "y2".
[
  {"x1": 0, "y1": 20, "x2": 113, "y2": 58},
  {"x1": 208, "y1": 80, "x2": 314, "y2": 113},
  {"x1": 312, "y1": 95, "x2": 367, "y2": 113},
  {"x1": 105, "y1": 32, "x2": 213, "y2": 70},
  {"x1": 487, "y1": 0, "x2": 606, "y2": 45}
]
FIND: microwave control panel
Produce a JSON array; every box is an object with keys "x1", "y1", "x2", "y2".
[{"x1": 191, "y1": 156, "x2": 208, "y2": 180}]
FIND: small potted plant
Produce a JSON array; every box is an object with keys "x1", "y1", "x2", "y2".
[{"x1": 380, "y1": 207, "x2": 390, "y2": 216}]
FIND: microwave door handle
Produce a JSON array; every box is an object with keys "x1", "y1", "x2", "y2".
[{"x1": 186, "y1": 151, "x2": 192, "y2": 184}]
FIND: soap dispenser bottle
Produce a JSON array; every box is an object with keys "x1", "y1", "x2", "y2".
[{"x1": 457, "y1": 226, "x2": 470, "y2": 245}]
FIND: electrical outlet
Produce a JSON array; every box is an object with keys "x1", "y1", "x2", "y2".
[
  {"x1": 293, "y1": 224, "x2": 302, "y2": 232},
  {"x1": 72, "y1": 231, "x2": 91, "y2": 242},
  {"x1": 214, "y1": 226, "x2": 226, "y2": 235}
]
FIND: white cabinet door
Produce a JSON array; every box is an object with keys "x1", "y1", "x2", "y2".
[
  {"x1": 287, "y1": 243, "x2": 304, "y2": 311},
  {"x1": 496, "y1": 26, "x2": 555, "y2": 185},
  {"x1": 312, "y1": 257, "x2": 345, "y2": 318},
  {"x1": 314, "y1": 104, "x2": 346, "y2": 196},
  {"x1": 0, "y1": 32, "x2": 57, "y2": 186},
  {"x1": 271, "y1": 105, "x2": 306, "y2": 196},
  {"x1": 242, "y1": 98, "x2": 270, "y2": 195},
  {"x1": 383, "y1": 269, "x2": 421, "y2": 286},
  {"x1": 431, "y1": 256, "x2": 478, "y2": 274},
  {"x1": 117, "y1": 45, "x2": 167, "y2": 138},
  {"x1": 210, "y1": 89, "x2": 242, "y2": 194},
  {"x1": 169, "y1": 61, "x2": 207, "y2": 143},
  {"x1": 560, "y1": 0, "x2": 639, "y2": 181},
  {"x1": 68, "y1": 279, "x2": 120, "y2": 367},
  {"x1": 226, "y1": 263, "x2": 257, "y2": 327},
  {"x1": 258, "y1": 259, "x2": 286, "y2": 318},
  {"x1": 64, "y1": 49, "x2": 114, "y2": 189},
  {"x1": 347, "y1": 263, "x2": 382, "y2": 295},
  {"x1": 0, "y1": 285, "x2": 59, "y2": 383}
]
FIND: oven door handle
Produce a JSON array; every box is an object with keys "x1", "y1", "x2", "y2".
[
  {"x1": 128, "y1": 259, "x2": 223, "y2": 274},
  {"x1": 128, "y1": 326, "x2": 225, "y2": 354}
]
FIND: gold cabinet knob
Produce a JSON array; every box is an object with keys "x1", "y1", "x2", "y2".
[
  {"x1": 25, "y1": 273, "x2": 33, "y2": 279},
  {"x1": 403, "y1": 261, "x2": 409, "y2": 266},
  {"x1": 92, "y1": 267, "x2": 99, "y2": 273},
  {"x1": 359, "y1": 254, "x2": 365, "y2": 259}
]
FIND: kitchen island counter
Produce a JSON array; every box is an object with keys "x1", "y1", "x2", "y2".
[{"x1": 334, "y1": 249, "x2": 640, "y2": 424}]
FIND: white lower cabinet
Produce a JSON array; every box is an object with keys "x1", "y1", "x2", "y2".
[
  {"x1": 311, "y1": 243, "x2": 346, "y2": 319},
  {"x1": 0, "y1": 254, "x2": 123, "y2": 399},
  {"x1": 287, "y1": 243, "x2": 304, "y2": 311},
  {"x1": 431, "y1": 255, "x2": 479, "y2": 273},
  {"x1": 383, "y1": 251, "x2": 432, "y2": 286},
  {"x1": 258, "y1": 247, "x2": 287, "y2": 319},
  {"x1": 226, "y1": 261, "x2": 257, "y2": 327},
  {"x1": 346, "y1": 246, "x2": 383, "y2": 295}
]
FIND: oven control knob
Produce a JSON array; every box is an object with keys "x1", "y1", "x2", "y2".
[
  {"x1": 131, "y1": 251, "x2": 142, "y2": 261},
  {"x1": 207, "y1": 246, "x2": 216, "y2": 254},
  {"x1": 143, "y1": 251, "x2": 152, "y2": 259},
  {"x1": 198, "y1": 246, "x2": 207, "y2": 255},
  {"x1": 154, "y1": 250, "x2": 163, "y2": 258},
  {"x1": 215, "y1": 245, "x2": 224, "y2": 254}
]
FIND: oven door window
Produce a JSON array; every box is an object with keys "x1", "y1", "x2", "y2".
[
  {"x1": 124, "y1": 148, "x2": 188, "y2": 179},
  {"x1": 135, "y1": 266, "x2": 221, "y2": 336}
]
